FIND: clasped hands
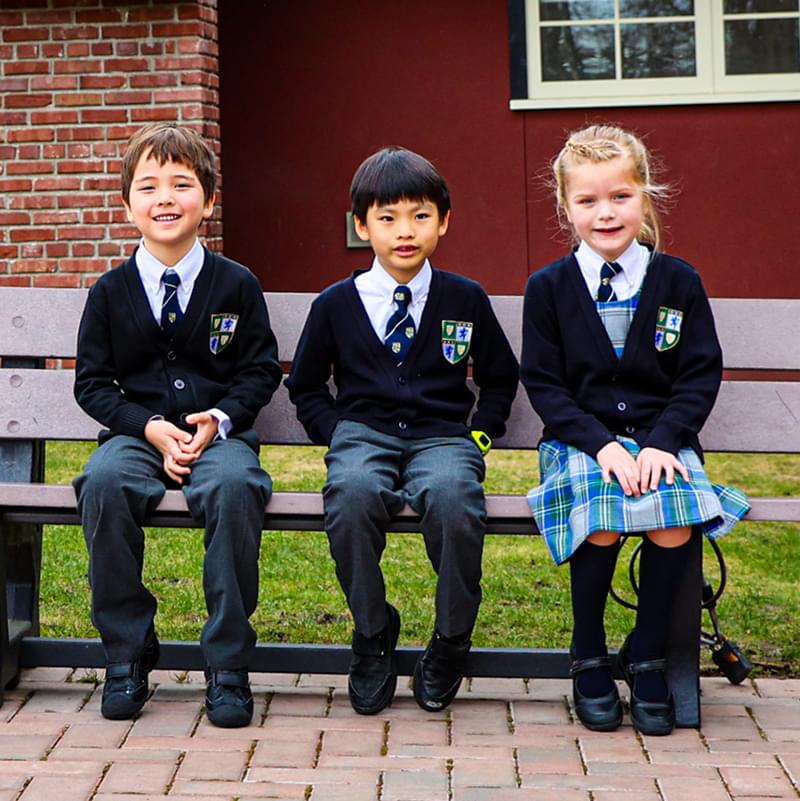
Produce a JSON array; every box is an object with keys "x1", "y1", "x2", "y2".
[
  {"x1": 596, "y1": 441, "x2": 689, "y2": 498},
  {"x1": 144, "y1": 412, "x2": 219, "y2": 484}
]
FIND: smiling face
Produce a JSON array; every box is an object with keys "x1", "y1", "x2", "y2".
[
  {"x1": 354, "y1": 197, "x2": 450, "y2": 283},
  {"x1": 563, "y1": 157, "x2": 647, "y2": 263},
  {"x1": 123, "y1": 151, "x2": 215, "y2": 266}
]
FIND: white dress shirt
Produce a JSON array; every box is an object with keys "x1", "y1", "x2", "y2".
[
  {"x1": 354, "y1": 257, "x2": 432, "y2": 341},
  {"x1": 134, "y1": 238, "x2": 231, "y2": 437},
  {"x1": 575, "y1": 239, "x2": 649, "y2": 301}
]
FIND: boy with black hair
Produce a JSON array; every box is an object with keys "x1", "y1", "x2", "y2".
[
  {"x1": 73, "y1": 122, "x2": 282, "y2": 727},
  {"x1": 286, "y1": 146, "x2": 518, "y2": 715}
]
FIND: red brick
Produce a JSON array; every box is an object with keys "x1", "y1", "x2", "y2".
[
  {"x1": 130, "y1": 74, "x2": 177, "y2": 88},
  {"x1": 52, "y1": 26, "x2": 100, "y2": 41},
  {"x1": 0, "y1": 212, "x2": 30, "y2": 225},
  {"x1": 179, "y1": 5, "x2": 217, "y2": 22},
  {"x1": 4, "y1": 93, "x2": 52, "y2": 108},
  {"x1": 33, "y1": 177, "x2": 80, "y2": 191},
  {"x1": 182, "y1": 104, "x2": 217, "y2": 121},
  {"x1": 155, "y1": 55, "x2": 212, "y2": 71},
  {"x1": 56, "y1": 92, "x2": 103, "y2": 107},
  {"x1": 0, "y1": 245, "x2": 18, "y2": 258},
  {"x1": 114, "y1": 41, "x2": 138, "y2": 57},
  {"x1": 101, "y1": 24, "x2": 149, "y2": 39},
  {"x1": 4, "y1": 61, "x2": 48, "y2": 76},
  {"x1": 20, "y1": 244, "x2": 43, "y2": 258},
  {"x1": 17, "y1": 144, "x2": 41, "y2": 158},
  {"x1": 60, "y1": 225, "x2": 105, "y2": 240},
  {"x1": 106, "y1": 125, "x2": 142, "y2": 140},
  {"x1": 0, "y1": 112, "x2": 28, "y2": 124},
  {"x1": 0, "y1": 275, "x2": 30, "y2": 287},
  {"x1": 80, "y1": 109, "x2": 128, "y2": 123},
  {"x1": 66, "y1": 43, "x2": 92, "y2": 58},
  {"x1": 179, "y1": 38, "x2": 218, "y2": 56},
  {"x1": 26, "y1": 10, "x2": 71, "y2": 24},
  {"x1": 79, "y1": 75, "x2": 125, "y2": 90},
  {"x1": 109, "y1": 224, "x2": 139, "y2": 238},
  {"x1": 41, "y1": 44, "x2": 66, "y2": 58},
  {"x1": 10, "y1": 228, "x2": 55, "y2": 242},
  {"x1": 83, "y1": 176, "x2": 119, "y2": 191},
  {"x1": 46, "y1": 242, "x2": 69, "y2": 257},
  {"x1": 0, "y1": 178, "x2": 32, "y2": 192},
  {"x1": 55, "y1": 59, "x2": 102, "y2": 74},
  {"x1": 3, "y1": 27, "x2": 50, "y2": 42},
  {"x1": 30, "y1": 110, "x2": 78, "y2": 125},
  {"x1": 140, "y1": 42, "x2": 164, "y2": 56},
  {"x1": 7, "y1": 161, "x2": 53, "y2": 175},
  {"x1": 128, "y1": 7, "x2": 175, "y2": 22},
  {"x1": 106, "y1": 159, "x2": 121, "y2": 174},
  {"x1": 57, "y1": 160, "x2": 103, "y2": 174},
  {"x1": 90, "y1": 42, "x2": 113, "y2": 56},
  {"x1": 11, "y1": 195, "x2": 56, "y2": 209},
  {"x1": 16, "y1": 44, "x2": 40, "y2": 58},
  {"x1": 181, "y1": 71, "x2": 218, "y2": 88},
  {"x1": 34, "y1": 273, "x2": 81, "y2": 287},
  {"x1": 66, "y1": 143, "x2": 91, "y2": 158},
  {"x1": 103, "y1": 58, "x2": 149, "y2": 72},
  {"x1": 0, "y1": 13, "x2": 24, "y2": 26},
  {"x1": 105, "y1": 90, "x2": 151, "y2": 105},
  {"x1": 92, "y1": 143, "x2": 118, "y2": 158},
  {"x1": 56, "y1": 126, "x2": 105, "y2": 142},
  {"x1": 76, "y1": 8, "x2": 124, "y2": 24},
  {"x1": 0, "y1": 78, "x2": 29, "y2": 91},
  {"x1": 59, "y1": 193, "x2": 103, "y2": 207},
  {"x1": 131, "y1": 107, "x2": 180, "y2": 122},
  {"x1": 11, "y1": 259, "x2": 56, "y2": 273},
  {"x1": 83, "y1": 209, "x2": 113, "y2": 224},
  {"x1": 153, "y1": 88, "x2": 207, "y2": 104},
  {"x1": 0, "y1": 45, "x2": 12, "y2": 59},
  {"x1": 98, "y1": 242, "x2": 121, "y2": 256},
  {"x1": 31, "y1": 75, "x2": 78, "y2": 90},
  {"x1": 59, "y1": 258, "x2": 107, "y2": 272},
  {"x1": 42, "y1": 144, "x2": 66, "y2": 158},
  {"x1": 72, "y1": 242, "x2": 97, "y2": 257},
  {"x1": 33, "y1": 212, "x2": 80, "y2": 225}
]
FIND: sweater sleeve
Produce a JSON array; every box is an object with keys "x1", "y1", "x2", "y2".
[
  {"x1": 284, "y1": 295, "x2": 340, "y2": 445},
  {"x1": 519, "y1": 272, "x2": 616, "y2": 456},
  {"x1": 212, "y1": 272, "x2": 283, "y2": 433},
  {"x1": 73, "y1": 285, "x2": 157, "y2": 438},
  {"x1": 642, "y1": 273, "x2": 722, "y2": 454},
  {"x1": 468, "y1": 289, "x2": 519, "y2": 439}
]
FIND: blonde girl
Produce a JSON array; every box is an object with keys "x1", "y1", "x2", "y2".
[{"x1": 520, "y1": 125, "x2": 748, "y2": 736}]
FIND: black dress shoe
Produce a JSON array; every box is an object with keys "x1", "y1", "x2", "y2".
[
  {"x1": 205, "y1": 668, "x2": 254, "y2": 728},
  {"x1": 569, "y1": 652, "x2": 623, "y2": 732},
  {"x1": 413, "y1": 630, "x2": 470, "y2": 712},
  {"x1": 348, "y1": 604, "x2": 401, "y2": 715},
  {"x1": 618, "y1": 633, "x2": 676, "y2": 736},
  {"x1": 101, "y1": 631, "x2": 160, "y2": 720}
]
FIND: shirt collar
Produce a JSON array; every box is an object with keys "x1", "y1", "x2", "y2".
[
  {"x1": 135, "y1": 238, "x2": 205, "y2": 295},
  {"x1": 576, "y1": 239, "x2": 648, "y2": 288},
  {"x1": 365, "y1": 256, "x2": 432, "y2": 301}
]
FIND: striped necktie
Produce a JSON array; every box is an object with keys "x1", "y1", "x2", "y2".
[
  {"x1": 384, "y1": 285, "x2": 415, "y2": 363},
  {"x1": 160, "y1": 269, "x2": 183, "y2": 337},
  {"x1": 597, "y1": 261, "x2": 623, "y2": 302}
]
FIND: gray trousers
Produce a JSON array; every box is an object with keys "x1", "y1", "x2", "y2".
[
  {"x1": 73, "y1": 430, "x2": 271, "y2": 668},
  {"x1": 323, "y1": 420, "x2": 487, "y2": 639}
]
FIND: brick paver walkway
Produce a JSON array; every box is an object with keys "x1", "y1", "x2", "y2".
[{"x1": 0, "y1": 667, "x2": 797, "y2": 800}]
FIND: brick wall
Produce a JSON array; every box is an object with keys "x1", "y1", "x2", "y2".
[{"x1": 0, "y1": 0, "x2": 221, "y2": 288}]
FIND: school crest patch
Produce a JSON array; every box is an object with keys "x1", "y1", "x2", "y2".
[
  {"x1": 209, "y1": 313, "x2": 239, "y2": 355},
  {"x1": 441, "y1": 320, "x2": 473, "y2": 364},
  {"x1": 655, "y1": 306, "x2": 683, "y2": 352}
]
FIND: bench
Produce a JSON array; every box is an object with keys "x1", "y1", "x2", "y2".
[{"x1": 1, "y1": 286, "x2": 799, "y2": 727}]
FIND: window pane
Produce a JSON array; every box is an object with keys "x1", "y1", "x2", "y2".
[
  {"x1": 619, "y1": 0, "x2": 694, "y2": 16},
  {"x1": 621, "y1": 22, "x2": 696, "y2": 77},
  {"x1": 724, "y1": 0, "x2": 798, "y2": 13},
  {"x1": 540, "y1": 25, "x2": 615, "y2": 80},
  {"x1": 725, "y1": 18, "x2": 800, "y2": 74},
  {"x1": 539, "y1": 0, "x2": 613, "y2": 22}
]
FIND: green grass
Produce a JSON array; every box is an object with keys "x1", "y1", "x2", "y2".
[{"x1": 42, "y1": 442, "x2": 800, "y2": 675}]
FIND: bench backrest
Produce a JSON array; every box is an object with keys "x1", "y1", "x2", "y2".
[{"x1": 1, "y1": 287, "x2": 799, "y2": 452}]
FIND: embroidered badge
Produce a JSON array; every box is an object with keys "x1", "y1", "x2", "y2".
[
  {"x1": 441, "y1": 320, "x2": 473, "y2": 364},
  {"x1": 655, "y1": 306, "x2": 683, "y2": 352},
  {"x1": 209, "y1": 313, "x2": 239, "y2": 355}
]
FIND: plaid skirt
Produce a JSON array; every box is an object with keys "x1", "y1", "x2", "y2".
[{"x1": 527, "y1": 437, "x2": 751, "y2": 565}]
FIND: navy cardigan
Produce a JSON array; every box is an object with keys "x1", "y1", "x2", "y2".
[
  {"x1": 519, "y1": 252, "x2": 722, "y2": 459},
  {"x1": 285, "y1": 268, "x2": 519, "y2": 446}
]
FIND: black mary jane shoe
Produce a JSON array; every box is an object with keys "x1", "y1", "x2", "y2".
[
  {"x1": 618, "y1": 634, "x2": 676, "y2": 737},
  {"x1": 569, "y1": 651, "x2": 623, "y2": 732}
]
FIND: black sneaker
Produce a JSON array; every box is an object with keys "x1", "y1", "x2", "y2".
[
  {"x1": 101, "y1": 630, "x2": 160, "y2": 720},
  {"x1": 205, "y1": 668, "x2": 254, "y2": 728},
  {"x1": 348, "y1": 604, "x2": 401, "y2": 715},
  {"x1": 413, "y1": 630, "x2": 471, "y2": 712}
]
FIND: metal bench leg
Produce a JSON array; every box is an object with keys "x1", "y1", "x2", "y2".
[{"x1": 667, "y1": 525, "x2": 702, "y2": 728}]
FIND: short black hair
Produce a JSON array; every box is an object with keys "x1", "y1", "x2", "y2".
[{"x1": 350, "y1": 146, "x2": 450, "y2": 223}]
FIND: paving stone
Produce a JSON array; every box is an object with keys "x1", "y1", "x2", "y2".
[
  {"x1": 587, "y1": 761, "x2": 720, "y2": 780},
  {"x1": 126, "y1": 700, "x2": 202, "y2": 737},
  {"x1": 14, "y1": 687, "x2": 92, "y2": 715},
  {"x1": 177, "y1": 749, "x2": 249, "y2": 781},
  {"x1": 517, "y1": 746, "x2": 584, "y2": 776},
  {"x1": 380, "y1": 765, "x2": 449, "y2": 798},
  {"x1": 173, "y1": 779, "x2": 308, "y2": 798},
  {"x1": 658, "y1": 776, "x2": 733, "y2": 801},
  {"x1": 699, "y1": 716, "x2": 763, "y2": 741},
  {"x1": 751, "y1": 704, "x2": 800, "y2": 729},
  {"x1": 649, "y1": 750, "x2": 777, "y2": 767},
  {"x1": 319, "y1": 727, "x2": 384, "y2": 756},
  {"x1": 304, "y1": 785, "x2": 378, "y2": 801},
  {"x1": 458, "y1": 791, "x2": 588, "y2": 801},
  {"x1": 251, "y1": 734, "x2": 319, "y2": 768},
  {"x1": 99, "y1": 760, "x2": 175, "y2": 794},
  {"x1": 451, "y1": 755, "x2": 518, "y2": 787},
  {"x1": 511, "y1": 699, "x2": 571, "y2": 725},
  {"x1": 297, "y1": 673, "x2": 347, "y2": 690},
  {"x1": 719, "y1": 765, "x2": 797, "y2": 797},
  {"x1": 18, "y1": 774, "x2": 99, "y2": 801},
  {"x1": 18, "y1": 668, "x2": 73, "y2": 684},
  {"x1": 267, "y1": 693, "x2": 330, "y2": 718},
  {"x1": 752, "y1": 679, "x2": 800, "y2": 700},
  {"x1": 0, "y1": 734, "x2": 57, "y2": 760},
  {"x1": 520, "y1": 772, "x2": 656, "y2": 791},
  {"x1": 578, "y1": 730, "x2": 649, "y2": 763},
  {"x1": 467, "y1": 677, "x2": 529, "y2": 697},
  {"x1": 0, "y1": 759, "x2": 105, "y2": 777},
  {"x1": 48, "y1": 746, "x2": 180, "y2": 764},
  {"x1": 387, "y1": 719, "x2": 448, "y2": 747},
  {"x1": 55, "y1": 720, "x2": 130, "y2": 748},
  {"x1": 593, "y1": 793, "x2": 661, "y2": 801},
  {"x1": 245, "y1": 766, "x2": 381, "y2": 785}
]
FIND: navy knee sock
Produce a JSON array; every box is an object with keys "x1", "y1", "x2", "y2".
[
  {"x1": 630, "y1": 534, "x2": 693, "y2": 702},
  {"x1": 570, "y1": 539, "x2": 620, "y2": 697}
]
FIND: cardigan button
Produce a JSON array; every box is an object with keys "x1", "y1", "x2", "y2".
[
  {"x1": 625, "y1": 425, "x2": 635, "y2": 434},
  {"x1": 397, "y1": 421, "x2": 407, "y2": 431},
  {"x1": 398, "y1": 376, "x2": 406, "y2": 385},
  {"x1": 617, "y1": 401, "x2": 627, "y2": 411},
  {"x1": 167, "y1": 350, "x2": 177, "y2": 361},
  {"x1": 173, "y1": 378, "x2": 185, "y2": 390}
]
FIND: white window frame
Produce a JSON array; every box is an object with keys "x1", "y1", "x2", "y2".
[{"x1": 510, "y1": 1, "x2": 800, "y2": 109}]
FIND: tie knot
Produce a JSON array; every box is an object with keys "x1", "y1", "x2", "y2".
[
  {"x1": 600, "y1": 261, "x2": 622, "y2": 283},
  {"x1": 393, "y1": 285, "x2": 411, "y2": 310},
  {"x1": 162, "y1": 269, "x2": 181, "y2": 290}
]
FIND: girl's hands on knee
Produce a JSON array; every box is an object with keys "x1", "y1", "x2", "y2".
[
  {"x1": 144, "y1": 419, "x2": 193, "y2": 484},
  {"x1": 636, "y1": 447, "x2": 689, "y2": 493},
  {"x1": 596, "y1": 441, "x2": 641, "y2": 497}
]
